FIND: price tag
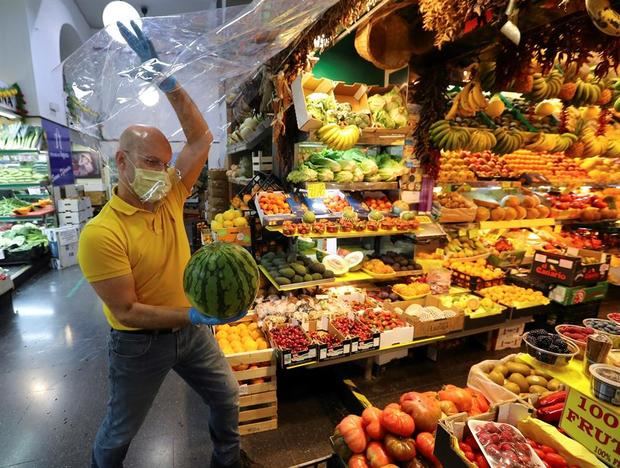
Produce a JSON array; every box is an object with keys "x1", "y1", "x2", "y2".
[
  {"x1": 27, "y1": 187, "x2": 42, "y2": 195},
  {"x1": 0, "y1": 249, "x2": 4, "y2": 260},
  {"x1": 306, "y1": 182, "x2": 326, "y2": 199}
]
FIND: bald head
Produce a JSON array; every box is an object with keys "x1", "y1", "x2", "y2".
[{"x1": 119, "y1": 125, "x2": 172, "y2": 156}]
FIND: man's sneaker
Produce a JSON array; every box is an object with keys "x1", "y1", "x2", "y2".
[{"x1": 240, "y1": 450, "x2": 264, "y2": 468}]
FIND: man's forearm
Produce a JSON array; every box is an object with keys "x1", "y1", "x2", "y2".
[
  {"x1": 114, "y1": 302, "x2": 191, "y2": 329},
  {"x1": 165, "y1": 86, "x2": 211, "y2": 144}
]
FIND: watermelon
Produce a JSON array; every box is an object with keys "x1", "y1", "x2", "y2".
[{"x1": 183, "y1": 242, "x2": 259, "y2": 319}]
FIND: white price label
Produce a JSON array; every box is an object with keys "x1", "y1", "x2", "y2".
[{"x1": 27, "y1": 187, "x2": 42, "y2": 195}]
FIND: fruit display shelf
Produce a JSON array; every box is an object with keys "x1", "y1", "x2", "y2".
[
  {"x1": 476, "y1": 218, "x2": 556, "y2": 230},
  {"x1": 301, "y1": 181, "x2": 399, "y2": 192},
  {"x1": 304, "y1": 317, "x2": 533, "y2": 370},
  {"x1": 266, "y1": 225, "x2": 421, "y2": 239},
  {"x1": 0, "y1": 205, "x2": 55, "y2": 222},
  {"x1": 259, "y1": 266, "x2": 423, "y2": 292},
  {"x1": 227, "y1": 119, "x2": 272, "y2": 155}
]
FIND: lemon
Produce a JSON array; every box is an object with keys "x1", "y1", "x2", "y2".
[
  {"x1": 256, "y1": 339, "x2": 268, "y2": 350},
  {"x1": 223, "y1": 220, "x2": 234, "y2": 228},
  {"x1": 214, "y1": 213, "x2": 224, "y2": 223},
  {"x1": 221, "y1": 346, "x2": 234, "y2": 355},
  {"x1": 211, "y1": 221, "x2": 224, "y2": 230},
  {"x1": 223, "y1": 209, "x2": 237, "y2": 221},
  {"x1": 233, "y1": 217, "x2": 248, "y2": 227},
  {"x1": 244, "y1": 341, "x2": 258, "y2": 352}
]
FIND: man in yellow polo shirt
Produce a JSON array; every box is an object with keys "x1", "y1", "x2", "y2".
[{"x1": 78, "y1": 22, "x2": 258, "y2": 468}]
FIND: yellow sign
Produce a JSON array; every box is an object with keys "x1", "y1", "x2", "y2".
[
  {"x1": 560, "y1": 388, "x2": 620, "y2": 467},
  {"x1": 307, "y1": 182, "x2": 326, "y2": 199}
]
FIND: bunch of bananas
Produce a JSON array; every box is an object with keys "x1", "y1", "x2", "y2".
[
  {"x1": 529, "y1": 70, "x2": 564, "y2": 100},
  {"x1": 605, "y1": 139, "x2": 620, "y2": 158},
  {"x1": 581, "y1": 129, "x2": 609, "y2": 157},
  {"x1": 492, "y1": 128, "x2": 525, "y2": 154},
  {"x1": 572, "y1": 78, "x2": 604, "y2": 106},
  {"x1": 445, "y1": 81, "x2": 488, "y2": 119},
  {"x1": 467, "y1": 130, "x2": 497, "y2": 152},
  {"x1": 429, "y1": 120, "x2": 470, "y2": 150},
  {"x1": 525, "y1": 132, "x2": 578, "y2": 153},
  {"x1": 564, "y1": 107, "x2": 582, "y2": 133},
  {"x1": 317, "y1": 124, "x2": 360, "y2": 150}
]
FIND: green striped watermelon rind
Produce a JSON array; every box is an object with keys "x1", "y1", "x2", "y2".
[{"x1": 183, "y1": 242, "x2": 259, "y2": 319}]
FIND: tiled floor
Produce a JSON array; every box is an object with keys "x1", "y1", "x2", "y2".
[{"x1": 0, "y1": 266, "x2": 617, "y2": 467}]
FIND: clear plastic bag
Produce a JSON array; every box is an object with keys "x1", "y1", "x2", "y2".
[{"x1": 62, "y1": 0, "x2": 338, "y2": 148}]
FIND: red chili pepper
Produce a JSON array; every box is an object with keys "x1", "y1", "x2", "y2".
[
  {"x1": 544, "y1": 452, "x2": 568, "y2": 468},
  {"x1": 537, "y1": 391, "x2": 567, "y2": 408},
  {"x1": 537, "y1": 402, "x2": 565, "y2": 423}
]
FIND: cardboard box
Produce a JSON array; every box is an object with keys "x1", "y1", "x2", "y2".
[
  {"x1": 57, "y1": 197, "x2": 92, "y2": 213},
  {"x1": 51, "y1": 242, "x2": 78, "y2": 269},
  {"x1": 379, "y1": 324, "x2": 414, "y2": 349},
  {"x1": 333, "y1": 82, "x2": 370, "y2": 115},
  {"x1": 59, "y1": 208, "x2": 93, "y2": 226},
  {"x1": 530, "y1": 248, "x2": 609, "y2": 286},
  {"x1": 52, "y1": 185, "x2": 85, "y2": 199},
  {"x1": 86, "y1": 191, "x2": 107, "y2": 206},
  {"x1": 211, "y1": 226, "x2": 251, "y2": 246},
  {"x1": 549, "y1": 281, "x2": 609, "y2": 305},
  {"x1": 44, "y1": 226, "x2": 79, "y2": 246},
  {"x1": 292, "y1": 73, "x2": 336, "y2": 131},
  {"x1": 307, "y1": 322, "x2": 352, "y2": 362},
  {"x1": 266, "y1": 326, "x2": 318, "y2": 369},
  {"x1": 388, "y1": 295, "x2": 465, "y2": 339}
]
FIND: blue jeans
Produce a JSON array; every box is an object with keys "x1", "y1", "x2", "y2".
[{"x1": 92, "y1": 325, "x2": 240, "y2": 468}]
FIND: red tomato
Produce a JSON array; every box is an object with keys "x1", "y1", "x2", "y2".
[
  {"x1": 384, "y1": 434, "x2": 416, "y2": 462},
  {"x1": 541, "y1": 445, "x2": 557, "y2": 454},
  {"x1": 474, "y1": 454, "x2": 490, "y2": 468},
  {"x1": 337, "y1": 415, "x2": 368, "y2": 454},
  {"x1": 400, "y1": 392, "x2": 442, "y2": 434},
  {"x1": 366, "y1": 441, "x2": 393, "y2": 468},
  {"x1": 361, "y1": 407, "x2": 385, "y2": 441},
  {"x1": 438, "y1": 385, "x2": 473, "y2": 413},
  {"x1": 544, "y1": 453, "x2": 568, "y2": 468},
  {"x1": 348, "y1": 454, "x2": 369, "y2": 468},
  {"x1": 381, "y1": 407, "x2": 415, "y2": 437},
  {"x1": 415, "y1": 432, "x2": 440, "y2": 466}
]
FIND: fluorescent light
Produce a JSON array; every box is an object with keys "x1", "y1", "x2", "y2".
[
  {"x1": 138, "y1": 86, "x2": 160, "y2": 107},
  {"x1": 102, "y1": 1, "x2": 141, "y2": 43},
  {"x1": 16, "y1": 306, "x2": 54, "y2": 317}
]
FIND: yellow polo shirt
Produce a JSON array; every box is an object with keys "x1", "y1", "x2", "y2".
[{"x1": 78, "y1": 181, "x2": 191, "y2": 330}]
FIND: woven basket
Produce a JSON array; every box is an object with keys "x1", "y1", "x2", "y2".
[{"x1": 355, "y1": 1, "x2": 416, "y2": 70}]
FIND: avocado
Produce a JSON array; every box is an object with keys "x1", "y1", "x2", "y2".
[
  {"x1": 312, "y1": 273, "x2": 323, "y2": 280},
  {"x1": 323, "y1": 270, "x2": 335, "y2": 278},
  {"x1": 279, "y1": 267, "x2": 295, "y2": 279},
  {"x1": 292, "y1": 275, "x2": 304, "y2": 283},
  {"x1": 303, "y1": 274, "x2": 313, "y2": 282},
  {"x1": 310, "y1": 263, "x2": 326, "y2": 274},
  {"x1": 291, "y1": 264, "x2": 307, "y2": 275},
  {"x1": 275, "y1": 276, "x2": 291, "y2": 285}
]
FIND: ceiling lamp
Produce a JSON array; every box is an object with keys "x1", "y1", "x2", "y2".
[{"x1": 102, "y1": 1, "x2": 141, "y2": 43}]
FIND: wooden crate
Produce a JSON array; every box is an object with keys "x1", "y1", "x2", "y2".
[{"x1": 227, "y1": 348, "x2": 278, "y2": 436}]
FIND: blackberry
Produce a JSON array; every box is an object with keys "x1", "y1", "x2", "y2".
[
  {"x1": 549, "y1": 344, "x2": 561, "y2": 352},
  {"x1": 529, "y1": 329, "x2": 547, "y2": 337},
  {"x1": 536, "y1": 336, "x2": 552, "y2": 348}
]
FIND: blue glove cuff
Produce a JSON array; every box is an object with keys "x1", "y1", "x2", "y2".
[
  {"x1": 159, "y1": 76, "x2": 178, "y2": 93},
  {"x1": 189, "y1": 308, "x2": 249, "y2": 326}
]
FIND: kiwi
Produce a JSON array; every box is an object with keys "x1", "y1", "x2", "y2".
[
  {"x1": 529, "y1": 385, "x2": 548, "y2": 394},
  {"x1": 526, "y1": 375, "x2": 548, "y2": 387},
  {"x1": 488, "y1": 370, "x2": 505, "y2": 386},
  {"x1": 508, "y1": 373, "x2": 530, "y2": 393},
  {"x1": 495, "y1": 363, "x2": 509, "y2": 376},
  {"x1": 503, "y1": 381, "x2": 521, "y2": 394},
  {"x1": 547, "y1": 378, "x2": 562, "y2": 391},
  {"x1": 506, "y1": 362, "x2": 533, "y2": 376}
]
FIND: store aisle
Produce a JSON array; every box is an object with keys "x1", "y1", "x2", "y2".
[{"x1": 0, "y1": 267, "x2": 336, "y2": 468}]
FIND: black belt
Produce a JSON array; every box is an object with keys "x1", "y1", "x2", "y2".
[{"x1": 112, "y1": 328, "x2": 181, "y2": 335}]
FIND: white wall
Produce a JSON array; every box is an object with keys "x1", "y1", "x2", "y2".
[
  {"x1": 25, "y1": 0, "x2": 92, "y2": 123},
  {"x1": 0, "y1": 1, "x2": 38, "y2": 115}
]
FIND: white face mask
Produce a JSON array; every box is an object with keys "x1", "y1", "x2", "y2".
[{"x1": 124, "y1": 156, "x2": 172, "y2": 203}]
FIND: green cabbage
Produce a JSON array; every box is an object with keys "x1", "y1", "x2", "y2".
[
  {"x1": 338, "y1": 160, "x2": 357, "y2": 172},
  {"x1": 389, "y1": 107, "x2": 408, "y2": 128},
  {"x1": 317, "y1": 168, "x2": 335, "y2": 182},
  {"x1": 353, "y1": 167, "x2": 364, "y2": 182},
  {"x1": 359, "y1": 158, "x2": 378, "y2": 176},
  {"x1": 368, "y1": 95, "x2": 386, "y2": 113},
  {"x1": 305, "y1": 92, "x2": 337, "y2": 122},
  {"x1": 374, "y1": 109, "x2": 395, "y2": 129},
  {"x1": 335, "y1": 171, "x2": 354, "y2": 183},
  {"x1": 364, "y1": 173, "x2": 383, "y2": 182}
]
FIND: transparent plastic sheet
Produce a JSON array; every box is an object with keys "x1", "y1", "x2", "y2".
[{"x1": 62, "y1": 0, "x2": 338, "y2": 154}]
